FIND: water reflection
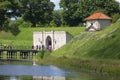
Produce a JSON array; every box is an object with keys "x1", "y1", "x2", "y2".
[
  {"x1": 0, "y1": 76, "x2": 66, "y2": 80},
  {"x1": 0, "y1": 65, "x2": 70, "y2": 76},
  {"x1": 0, "y1": 61, "x2": 120, "y2": 80},
  {"x1": 0, "y1": 62, "x2": 68, "y2": 80},
  {"x1": 33, "y1": 76, "x2": 65, "y2": 80}
]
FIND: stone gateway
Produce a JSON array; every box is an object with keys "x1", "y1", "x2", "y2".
[{"x1": 33, "y1": 31, "x2": 72, "y2": 51}]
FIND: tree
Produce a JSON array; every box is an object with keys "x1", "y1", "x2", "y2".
[
  {"x1": 20, "y1": 0, "x2": 55, "y2": 27},
  {"x1": 79, "y1": 0, "x2": 120, "y2": 18},
  {"x1": 0, "y1": 1, "x2": 10, "y2": 29},
  {"x1": 52, "y1": 10, "x2": 62, "y2": 27},
  {"x1": 0, "y1": 0, "x2": 21, "y2": 30},
  {"x1": 60, "y1": 0, "x2": 81, "y2": 26},
  {"x1": 8, "y1": 21, "x2": 21, "y2": 35},
  {"x1": 60, "y1": 0, "x2": 120, "y2": 26}
]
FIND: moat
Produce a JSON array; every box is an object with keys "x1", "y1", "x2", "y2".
[{"x1": 0, "y1": 61, "x2": 120, "y2": 80}]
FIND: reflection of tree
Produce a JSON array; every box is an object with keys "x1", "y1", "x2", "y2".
[
  {"x1": 0, "y1": 76, "x2": 9, "y2": 80},
  {"x1": 19, "y1": 76, "x2": 32, "y2": 80}
]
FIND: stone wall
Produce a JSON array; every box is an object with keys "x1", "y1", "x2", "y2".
[
  {"x1": 86, "y1": 19, "x2": 111, "y2": 31},
  {"x1": 33, "y1": 31, "x2": 72, "y2": 51}
]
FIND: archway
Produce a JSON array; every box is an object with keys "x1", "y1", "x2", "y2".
[{"x1": 46, "y1": 36, "x2": 52, "y2": 51}]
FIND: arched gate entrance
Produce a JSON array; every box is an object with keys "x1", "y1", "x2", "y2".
[{"x1": 46, "y1": 36, "x2": 52, "y2": 51}]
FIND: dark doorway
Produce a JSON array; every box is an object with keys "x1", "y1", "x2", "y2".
[{"x1": 46, "y1": 36, "x2": 52, "y2": 51}]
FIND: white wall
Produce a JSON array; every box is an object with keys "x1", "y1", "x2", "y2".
[
  {"x1": 86, "y1": 19, "x2": 111, "y2": 31},
  {"x1": 98, "y1": 19, "x2": 111, "y2": 29},
  {"x1": 33, "y1": 32, "x2": 42, "y2": 46},
  {"x1": 86, "y1": 20, "x2": 100, "y2": 31},
  {"x1": 54, "y1": 31, "x2": 66, "y2": 50}
]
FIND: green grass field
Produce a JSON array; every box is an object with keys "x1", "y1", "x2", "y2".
[
  {"x1": 0, "y1": 26, "x2": 85, "y2": 49},
  {"x1": 52, "y1": 21, "x2": 120, "y2": 59},
  {"x1": 37, "y1": 20, "x2": 120, "y2": 75}
]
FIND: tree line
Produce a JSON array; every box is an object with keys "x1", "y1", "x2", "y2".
[
  {"x1": 60, "y1": 0, "x2": 120, "y2": 26},
  {"x1": 0, "y1": 0, "x2": 120, "y2": 31}
]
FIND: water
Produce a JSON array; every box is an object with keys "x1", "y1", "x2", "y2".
[
  {"x1": 0, "y1": 61, "x2": 70, "y2": 80},
  {"x1": 0, "y1": 61, "x2": 120, "y2": 80},
  {"x1": 0, "y1": 65, "x2": 70, "y2": 76}
]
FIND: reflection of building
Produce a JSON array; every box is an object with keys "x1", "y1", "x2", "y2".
[
  {"x1": 85, "y1": 12, "x2": 111, "y2": 31},
  {"x1": 33, "y1": 76, "x2": 66, "y2": 80},
  {"x1": 33, "y1": 31, "x2": 72, "y2": 51}
]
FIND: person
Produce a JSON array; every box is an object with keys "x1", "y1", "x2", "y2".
[
  {"x1": 32, "y1": 44, "x2": 34, "y2": 50},
  {"x1": 36, "y1": 45, "x2": 38, "y2": 50},
  {"x1": 42, "y1": 44, "x2": 44, "y2": 50},
  {"x1": 4, "y1": 44, "x2": 6, "y2": 49},
  {"x1": 39, "y1": 45, "x2": 41, "y2": 50},
  {"x1": 9, "y1": 44, "x2": 12, "y2": 50},
  {"x1": 49, "y1": 45, "x2": 52, "y2": 52}
]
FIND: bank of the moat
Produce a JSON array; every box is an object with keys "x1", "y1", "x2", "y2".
[
  {"x1": 1, "y1": 60, "x2": 120, "y2": 80},
  {"x1": 36, "y1": 54, "x2": 120, "y2": 76},
  {"x1": 36, "y1": 21, "x2": 120, "y2": 76}
]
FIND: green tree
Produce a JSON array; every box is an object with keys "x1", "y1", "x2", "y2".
[
  {"x1": 8, "y1": 18, "x2": 22, "y2": 35},
  {"x1": 60, "y1": 0, "x2": 81, "y2": 26},
  {"x1": 60, "y1": 0, "x2": 120, "y2": 26},
  {"x1": 49, "y1": 20, "x2": 56, "y2": 27},
  {"x1": 0, "y1": 0, "x2": 21, "y2": 30},
  {"x1": 79, "y1": 0, "x2": 120, "y2": 18},
  {"x1": 0, "y1": 1, "x2": 10, "y2": 29},
  {"x1": 20, "y1": 0, "x2": 55, "y2": 27},
  {"x1": 53, "y1": 10, "x2": 62, "y2": 27}
]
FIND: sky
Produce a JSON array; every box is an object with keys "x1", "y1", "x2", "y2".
[
  {"x1": 116, "y1": 0, "x2": 120, "y2": 2},
  {"x1": 50, "y1": 0, "x2": 60, "y2": 10},
  {"x1": 51, "y1": 0, "x2": 120, "y2": 10}
]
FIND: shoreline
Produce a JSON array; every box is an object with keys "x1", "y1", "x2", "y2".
[{"x1": 36, "y1": 56, "x2": 120, "y2": 76}]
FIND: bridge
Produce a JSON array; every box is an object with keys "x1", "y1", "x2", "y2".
[{"x1": 0, "y1": 49, "x2": 38, "y2": 61}]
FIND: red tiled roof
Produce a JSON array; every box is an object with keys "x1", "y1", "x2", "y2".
[{"x1": 85, "y1": 12, "x2": 111, "y2": 20}]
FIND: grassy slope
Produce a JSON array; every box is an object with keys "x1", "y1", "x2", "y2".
[
  {"x1": 1, "y1": 21, "x2": 120, "y2": 59},
  {"x1": 52, "y1": 21, "x2": 120, "y2": 59},
  {"x1": 0, "y1": 27, "x2": 85, "y2": 49}
]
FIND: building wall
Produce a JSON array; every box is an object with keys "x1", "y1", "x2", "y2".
[
  {"x1": 86, "y1": 19, "x2": 111, "y2": 31},
  {"x1": 33, "y1": 32, "x2": 43, "y2": 46},
  {"x1": 98, "y1": 19, "x2": 111, "y2": 29},
  {"x1": 33, "y1": 31, "x2": 72, "y2": 51},
  {"x1": 54, "y1": 31, "x2": 66, "y2": 50},
  {"x1": 66, "y1": 32, "x2": 73, "y2": 43}
]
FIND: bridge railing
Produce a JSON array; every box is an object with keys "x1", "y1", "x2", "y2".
[{"x1": 0, "y1": 49, "x2": 38, "y2": 61}]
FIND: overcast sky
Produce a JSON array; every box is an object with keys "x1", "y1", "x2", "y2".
[{"x1": 51, "y1": 0, "x2": 120, "y2": 10}]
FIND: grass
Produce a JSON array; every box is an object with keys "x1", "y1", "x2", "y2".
[
  {"x1": 0, "y1": 26, "x2": 85, "y2": 49},
  {"x1": 37, "y1": 55, "x2": 120, "y2": 75},
  {"x1": 52, "y1": 21, "x2": 120, "y2": 59},
  {"x1": 37, "y1": 20, "x2": 120, "y2": 75}
]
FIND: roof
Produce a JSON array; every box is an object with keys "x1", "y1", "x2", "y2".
[{"x1": 85, "y1": 12, "x2": 111, "y2": 21}]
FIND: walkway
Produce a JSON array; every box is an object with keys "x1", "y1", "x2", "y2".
[{"x1": 0, "y1": 49, "x2": 38, "y2": 61}]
